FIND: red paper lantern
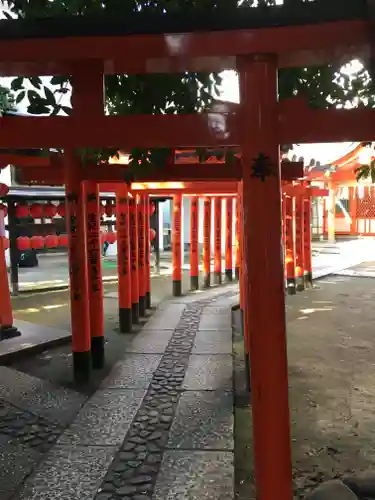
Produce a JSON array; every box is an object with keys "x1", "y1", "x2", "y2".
[
  {"x1": 0, "y1": 183, "x2": 9, "y2": 197},
  {"x1": 105, "y1": 203, "x2": 115, "y2": 217},
  {"x1": 150, "y1": 202, "x2": 156, "y2": 216},
  {"x1": 16, "y1": 204, "x2": 29, "y2": 219},
  {"x1": 150, "y1": 228, "x2": 156, "y2": 241},
  {"x1": 2, "y1": 237, "x2": 9, "y2": 250},
  {"x1": 30, "y1": 203, "x2": 43, "y2": 219},
  {"x1": 107, "y1": 232, "x2": 117, "y2": 244},
  {"x1": 57, "y1": 203, "x2": 65, "y2": 217},
  {"x1": 17, "y1": 236, "x2": 31, "y2": 250},
  {"x1": 45, "y1": 234, "x2": 59, "y2": 248},
  {"x1": 100, "y1": 203, "x2": 106, "y2": 216},
  {"x1": 0, "y1": 203, "x2": 7, "y2": 217},
  {"x1": 44, "y1": 203, "x2": 57, "y2": 218},
  {"x1": 58, "y1": 234, "x2": 69, "y2": 247},
  {"x1": 30, "y1": 235, "x2": 44, "y2": 249}
]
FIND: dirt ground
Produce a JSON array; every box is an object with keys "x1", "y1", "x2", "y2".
[{"x1": 234, "y1": 273, "x2": 375, "y2": 499}]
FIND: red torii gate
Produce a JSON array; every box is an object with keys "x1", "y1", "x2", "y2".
[{"x1": 0, "y1": 6, "x2": 373, "y2": 500}]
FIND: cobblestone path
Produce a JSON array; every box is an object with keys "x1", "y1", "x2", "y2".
[{"x1": 0, "y1": 285, "x2": 238, "y2": 500}]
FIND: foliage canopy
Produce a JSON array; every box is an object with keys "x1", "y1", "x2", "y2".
[{"x1": 1, "y1": 0, "x2": 374, "y2": 175}]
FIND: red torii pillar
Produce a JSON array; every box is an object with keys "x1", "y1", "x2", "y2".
[
  {"x1": 172, "y1": 194, "x2": 182, "y2": 297},
  {"x1": 130, "y1": 197, "x2": 140, "y2": 323},
  {"x1": 138, "y1": 194, "x2": 147, "y2": 316},
  {"x1": 304, "y1": 195, "x2": 313, "y2": 286},
  {"x1": 65, "y1": 150, "x2": 91, "y2": 382},
  {"x1": 225, "y1": 197, "x2": 233, "y2": 282},
  {"x1": 116, "y1": 187, "x2": 132, "y2": 333},
  {"x1": 145, "y1": 196, "x2": 152, "y2": 309},
  {"x1": 85, "y1": 180, "x2": 104, "y2": 369},
  {"x1": 295, "y1": 194, "x2": 305, "y2": 292},
  {"x1": 234, "y1": 195, "x2": 241, "y2": 281},
  {"x1": 202, "y1": 197, "x2": 212, "y2": 288},
  {"x1": 214, "y1": 196, "x2": 222, "y2": 285},
  {"x1": 0, "y1": 201, "x2": 20, "y2": 340},
  {"x1": 238, "y1": 55, "x2": 292, "y2": 500},
  {"x1": 238, "y1": 182, "x2": 250, "y2": 389},
  {"x1": 284, "y1": 195, "x2": 296, "y2": 295},
  {"x1": 190, "y1": 195, "x2": 199, "y2": 291}
]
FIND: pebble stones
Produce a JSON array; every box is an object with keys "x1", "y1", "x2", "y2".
[
  {"x1": 0, "y1": 401, "x2": 63, "y2": 453},
  {"x1": 95, "y1": 304, "x2": 204, "y2": 499}
]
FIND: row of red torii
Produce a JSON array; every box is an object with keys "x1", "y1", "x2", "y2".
[
  {"x1": 0, "y1": 178, "x2": 326, "y2": 343},
  {"x1": 0, "y1": 9, "x2": 373, "y2": 499}
]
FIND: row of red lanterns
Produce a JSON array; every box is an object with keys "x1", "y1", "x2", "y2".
[
  {"x1": 15, "y1": 203, "x2": 65, "y2": 219},
  {"x1": 16, "y1": 235, "x2": 69, "y2": 250},
  {"x1": 12, "y1": 201, "x2": 156, "y2": 219},
  {"x1": 13, "y1": 229, "x2": 156, "y2": 251}
]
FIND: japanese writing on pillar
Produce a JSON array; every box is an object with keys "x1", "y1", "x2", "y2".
[
  {"x1": 67, "y1": 190, "x2": 80, "y2": 301},
  {"x1": 215, "y1": 201, "x2": 221, "y2": 251},
  {"x1": 174, "y1": 198, "x2": 181, "y2": 253},
  {"x1": 204, "y1": 201, "x2": 210, "y2": 247},
  {"x1": 226, "y1": 202, "x2": 232, "y2": 247},
  {"x1": 191, "y1": 200, "x2": 198, "y2": 255},
  {"x1": 86, "y1": 190, "x2": 101, "y2": 294},
  {"x1": 138, "y1": 202, "x2": 145, "y2": 270},
  {"x1": 130, "y1": 201, "x2": 137, "y2": 272},
  {"x1": 118, "y1": 197, "x2": 129, "y2": 278},
  {"x1": 295, "y1": 200, "x2": 302, "y2": 265}
]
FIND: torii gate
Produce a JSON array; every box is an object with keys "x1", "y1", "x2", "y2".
[{"x1": 0, "y1": 4, "x2": 374, "y2": 500}]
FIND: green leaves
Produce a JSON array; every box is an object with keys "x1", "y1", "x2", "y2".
[
  {"x1": 356, "y1": 160, "x2": 375, "y2": 184},
  {"x1": 0, "y1": 86, "x2": 16, "y2": 115},
  {"x1": 3, "y1": 0, "x2": 375, "y2": 178}
]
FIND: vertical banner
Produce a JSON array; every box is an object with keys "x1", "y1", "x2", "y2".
[
  {"x1": 190, "y1": 196, "x2": 199, "y2": 290},
  {"x1": 294, "y1": 195, "x2": 305, "y2": 291},
  {"x1": 234, "y1": 195, "x2": 241, "y2": 281},
  {"x1": 225, "y1": 197, "x2": 233, "y2": 281},
  {"x1": 129, "y1": 197, "x2": 139, "y2": 323},
  {"x1": 85, "y1": 181, "x2": 104, "y2": 368},
  {"x1": 172, "y1": 194, "x2": 182, "y2": 297},
  {"x1": 145, "y1": 196, "x2": 151, "y2": 309},
  {"x1": 138, "y1": 195, "x2": 146, "y2": 316},
  {"x1": 202, "y1": 197, "x2": 211, "y2": 288},
  {"x1": 214, "y1": 197, "x2": 222, "y2": 285},
  {"x1": 303, "y1": 197, "x2": 313, "y2": 286},
  {"x1": 116, "y1": 187, "x2": 132, "y2": 333},
  {"x1": 284, "y1": 195, "x2": 296, "y2": 295},
  {"x1": 65, "y1": 151, "x2": 91, "y2": 381}
]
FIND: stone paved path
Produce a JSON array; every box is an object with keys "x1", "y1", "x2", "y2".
[{"x1": 0, "y1": 285, "x2": 239, "y2": 500}]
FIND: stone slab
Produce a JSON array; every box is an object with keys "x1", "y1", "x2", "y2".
[
  {"x1": 0, "y1": 366, "x2": 85, "y2": 425},
  {"x1": 19, "y1": 445, "x2": 117, "y2": 500},
  {"x1": 142, "y1": 304, "x2": 186, "y2": 331},
  {"x1": 306, "y1": 480, "x2": 358, "y2": 500},
  {"x1": 182, "y1": 355, "x2": 233, "y2": 391},
  {"x1": 0, "y1": 320, "x2": 70, "y2": 361},
  {"x1": 125, "y1": 330, "x2": 174, "y2": 354},
  {"x1": 153, "y1": 450, "x2": 234, "y2": 500},
  {"x1": 59, "y1": 389, "x2": 145, "y2": 446},
  {"x1": 0, "y1": 441, "x2": 41, "y2": 500},
  {"x1": 100, "y1": 354, "x2": 162, "y2": 389},
  {"x1": 192, "y1": 330, "x2": 232, "y2": 355},
  {"x1": 167, "y1": 391, "x2": 234, "y2": 450},
  {"x1": 198, "y1": 312, "x2": 232, "y2": 331}
]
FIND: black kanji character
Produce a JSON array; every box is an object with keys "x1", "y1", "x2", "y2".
[{"x1": 251, "y1": 153, "x2": 274, "y2": 182}]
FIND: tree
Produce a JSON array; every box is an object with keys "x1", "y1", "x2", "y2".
[
  {"x1": 0, "y1": 85, "x2": 15, "y2": 115},
  {"x1": 2, "y1": 0, "x2": 374, "y2": 170}
]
